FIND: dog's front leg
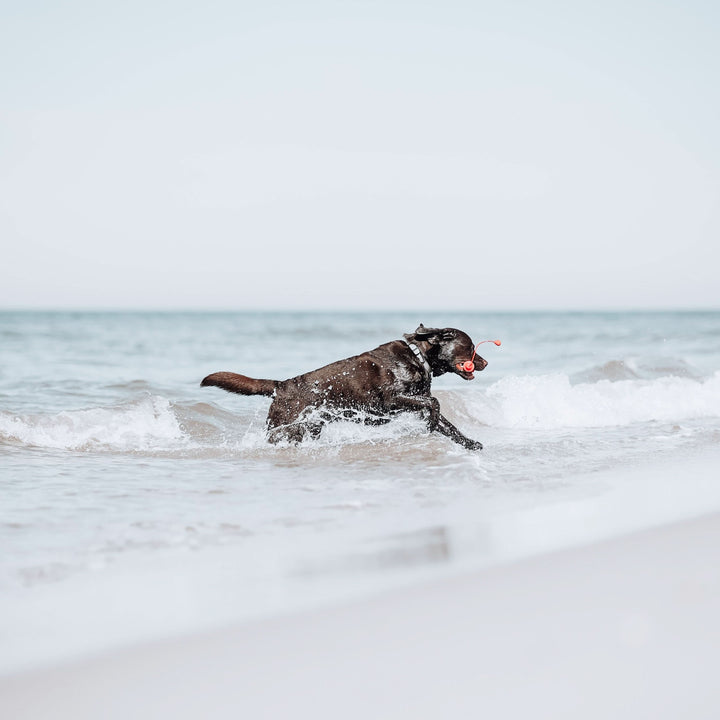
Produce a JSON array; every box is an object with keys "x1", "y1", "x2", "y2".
[
  {"x1": 385, "y1": 396, "x2": 482, "y2": 450},
  {"x1": 436, "y1": 414, "x2": 483, "y2": 451},
  {"x1": 385, "y1": 395, "x2": 441, "y2": 428}
]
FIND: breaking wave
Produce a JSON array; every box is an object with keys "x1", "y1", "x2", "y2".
[
  {"x1": 0, "y1": 396, "x2": 186, "y2": 451},
  {"x1": 459, "y1": 371, "x2": 720, "y2": 429}
]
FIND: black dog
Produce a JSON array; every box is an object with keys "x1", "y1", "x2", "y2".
[{"x1": 201, "y1": 324, "x2": 488, "y2": 450}]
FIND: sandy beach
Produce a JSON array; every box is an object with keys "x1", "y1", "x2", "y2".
[{"x1": 2, "y1": 508, "x2": 719, "y2": 720}]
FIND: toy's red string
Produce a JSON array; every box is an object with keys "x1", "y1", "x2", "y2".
[{"x1": 459, "y1": 340, "x2": 501, "y2": 373}]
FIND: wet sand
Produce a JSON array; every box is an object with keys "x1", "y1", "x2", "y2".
[{"x1": 2, "y1": 509, "x2": 719, "y2": 719}]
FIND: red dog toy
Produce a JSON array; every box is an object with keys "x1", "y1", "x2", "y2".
[{"x1": 457, "y1": 339, "x2": 501, "y2": 373}]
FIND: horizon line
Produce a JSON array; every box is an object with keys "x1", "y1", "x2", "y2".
[{"x1": 1, "y1": 306, "x2": 719, "y2": 314}]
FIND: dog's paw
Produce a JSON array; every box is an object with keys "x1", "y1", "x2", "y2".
[{"x1": 465, "y1": 440, "x2": 483, "y2": 451}]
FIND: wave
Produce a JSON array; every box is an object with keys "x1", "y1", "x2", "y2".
[
  {"x1": 458, "y1": 371, "x2": 720, "y2": 429},
  {"x1": 570, "y1": 356, "x2": 703, "y2": 384},
  {"x1": 0, "y1": 396, "x2": 186, "y2": 452},
  {"x1": 3, "y1": 371, "x2": 720, "y2": 453}
]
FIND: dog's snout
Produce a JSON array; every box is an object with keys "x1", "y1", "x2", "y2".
[{"x1": 477, "y1": 357, "x2": 488, "y2": 371}]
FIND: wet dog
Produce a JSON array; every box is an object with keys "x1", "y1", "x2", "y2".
[{"x1": 201, "y1": 324, "x2": 488, "y2": 450}]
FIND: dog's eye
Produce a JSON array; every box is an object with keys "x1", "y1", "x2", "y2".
[{"x1": 441, "y1": 331, "x2": 455, "y2": 341}]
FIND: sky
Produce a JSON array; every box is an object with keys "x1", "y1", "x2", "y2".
[{"x1": 1, "y1": 0, "x2": 719, "y2": 310}]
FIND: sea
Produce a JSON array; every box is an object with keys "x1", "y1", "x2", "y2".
[{"x1": 2, "y1": 310, "x2": 720, "y2": 674}]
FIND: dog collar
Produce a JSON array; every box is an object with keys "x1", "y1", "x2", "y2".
[{"x1": 402, "y1": 338, "x2": 432, "y2": 378}]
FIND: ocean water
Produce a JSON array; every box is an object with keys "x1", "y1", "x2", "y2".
[{"x1": 2, "y1": 310, "x2": 720, "y2": 673}]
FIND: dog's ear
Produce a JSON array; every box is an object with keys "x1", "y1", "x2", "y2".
[
  {"x1": 414, "y1": 325, "x2": 455, "y2": 345},
  {"x1": 414, "y1": 324, "x2": 441, "y2": 338}
]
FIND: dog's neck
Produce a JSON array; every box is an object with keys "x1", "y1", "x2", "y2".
[{"x1": 401, "y1": 335, "x2": 432, "y2": 378}]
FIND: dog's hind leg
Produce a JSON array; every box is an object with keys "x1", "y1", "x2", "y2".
[
  {"x1": 267, "y1": 424, "x2": 302, "y2": 444},
  {"x1": 267, "y1": 421, "x2": 323, "y2": 444}
]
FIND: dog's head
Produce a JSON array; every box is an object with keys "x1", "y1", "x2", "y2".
[{"x1": 409, "y1": 324, "x2": 488, "y2": 380}]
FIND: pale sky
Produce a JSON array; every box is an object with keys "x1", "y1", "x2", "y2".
[{"x1": 1, "y1": 0, "x2": 719, "y2": 310}]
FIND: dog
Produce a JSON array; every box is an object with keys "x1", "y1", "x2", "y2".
[{"x1": 201, "y1": 324, "x2": 488, "y2": 450}]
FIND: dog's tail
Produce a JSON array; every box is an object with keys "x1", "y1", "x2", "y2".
[{"x1": 201, "y1": 372, "x2": 279, "y2": 397}]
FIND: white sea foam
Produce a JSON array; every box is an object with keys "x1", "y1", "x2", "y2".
[
  {"x1": 5, "y1": 372, "x2": 719, "y2": 453},
  {"x1": 463, "y1": 371, "x2": 720, "y2": 429},
  {"x1": 0, "y1": 396, "x2": 185, "y2": 451}
]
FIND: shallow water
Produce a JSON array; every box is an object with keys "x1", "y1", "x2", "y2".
[{"x1": 1, "y1": 310, "x2": 720, "y2": 672}]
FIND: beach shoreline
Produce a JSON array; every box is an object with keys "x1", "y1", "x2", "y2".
[
  {"x1": 3, "y1": 445, "x2": 720, "y2": 681},
  {"x1": 2, "y1": 506, "x2": 719, "y2": 720}
]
